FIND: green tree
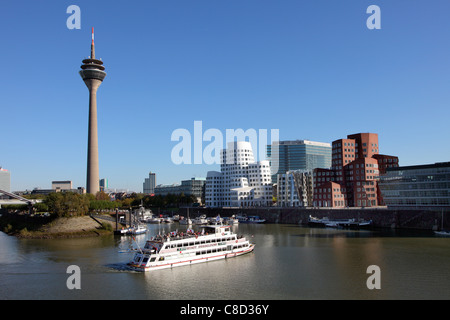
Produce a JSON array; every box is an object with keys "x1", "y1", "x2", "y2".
[
  {"x1": 96, "y1": 191, "x2": 110, "y2": 201},
  {"x1": 45, "y1": 192, "x2": 89, "y2": 217}
]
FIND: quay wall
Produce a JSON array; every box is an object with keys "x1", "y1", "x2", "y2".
[{"x1": 180, "y1": 207, "x2": 450, "y2": 231}]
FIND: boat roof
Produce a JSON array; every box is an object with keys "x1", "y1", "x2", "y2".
[
  {"x1": 200, "y1": 224, "x2": 231, "y2": 231},
  {"x1": 145, "y1": 225, "x2": 232, "y2": 244}
]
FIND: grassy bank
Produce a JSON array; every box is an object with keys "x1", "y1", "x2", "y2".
[{"x1": 0, "y1": 214, "x2": 115, "y2": 239}]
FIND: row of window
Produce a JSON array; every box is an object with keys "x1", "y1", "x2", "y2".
[
  {"x1": 164, "y1": 236, "x2": 236, "y2": 249},
  {"x1": 195, "y1": 243, "x2": 249, "y2": 255}
]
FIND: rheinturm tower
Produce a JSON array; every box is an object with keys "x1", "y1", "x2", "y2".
[{"x1": 79, "y1": 28, "x2": 106, "y2": 194}]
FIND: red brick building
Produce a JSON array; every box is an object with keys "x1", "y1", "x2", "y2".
[{"x1": 313, "y1": 133, "x2": 399, "y2": 208}]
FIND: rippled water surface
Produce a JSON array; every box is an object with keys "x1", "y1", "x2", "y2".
[{"x1": 1, "y1": 223, "x2": 450, "y2": 299}]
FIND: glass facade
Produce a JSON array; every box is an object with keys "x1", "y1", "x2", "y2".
[
  {"x1": 378, "y1": 162, "x2": 450, "y2": 208},
  {"x1": 267, "y1": 140, "x2": 331, "y2": 182},
  {"x1": 155, "y1": 178, "x2": 205, "y2": 200}
]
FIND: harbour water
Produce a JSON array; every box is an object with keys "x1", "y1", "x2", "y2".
[{"x1": 1, "y1": 223, "x2": 450, "y2": 300}]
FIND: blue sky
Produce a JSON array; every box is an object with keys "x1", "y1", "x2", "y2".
[{"x1": 1, "y1": 0, "x2": 450, "y2": 192}]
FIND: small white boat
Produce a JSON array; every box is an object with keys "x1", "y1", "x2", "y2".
[
  {"x1": 163, "y1": 217, "x2": 174, "y2": 224},
  {"x1": 130, "y1": 225, "x2": 147, "y2": 235},
  {"x1": 238, "y1": 215, "x2": 266, "y2": 224},
  {"x1": 180, "y1": 218, "x2": 192, "y2": 225},
  {"x1": 226, "y1": 215, "x2": 239, "y2": 225},
  {"x1": 435, "y1": 230, "x2": 450, "y2": 236},
  {"x1": 114, "y1": 224, "x2": 147, "y2": 235},
  {"x1": 140, "y1": 209, "x2": 153, "y2": 223},
  {"x1": 148, "y1": 217, "x2": 162, "y2": 224},
  {"x1": 308, "y1": 215, "x2": 372, "y2": 229},
  {"x1": 208, "y1": 215, "x2": 223, "y2": 225},
  {"x1": 180, "y1": 208, "x2": 192, "y2": 225},
  {"x1": 193, "y1": 214, "x2": 208, "y2": 225},
  {"x1": 114, "y1": 227, "x2": 133, "y2": 235}
]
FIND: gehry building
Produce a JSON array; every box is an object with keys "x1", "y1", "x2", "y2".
[
  {"x1": 312, "y1": 132, "x2": 399, "y2": 208},
  {"x1": 205, "y1": 141, "x2": 273, "y2": 207},
  {"x1": 276, "y1": 170, "x2": 313, "y2": 207}
]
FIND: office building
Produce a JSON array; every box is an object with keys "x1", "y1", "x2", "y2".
[
  {"x1": 52, "y1": 181, "x2": 72, "y2": 191},
  {"x1": 155, "y1": 178, "x2": 205, "y2": 203},
  {"x1": 0, "y1": 167, "x2": 11, "y2": 192},
  {"x1": 143, "y1": 172, "x2": 156, "y2": 194},
  {"x1": 205, "y1": 141, "x2": 273, "y2": 207},
  {"x1": 99, "y1": 178, "x2": 108, "y2": 192},
  {"x1": 267, "y1": 140, "x2": 331, "y2": 182},
  {"x1": 378, "y1": 162, "x2": 450, "y2": 208}
]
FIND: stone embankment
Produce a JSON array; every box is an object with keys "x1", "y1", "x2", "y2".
[{"x1": 181, "y1": 207, "x2": 450, "y2": 231}]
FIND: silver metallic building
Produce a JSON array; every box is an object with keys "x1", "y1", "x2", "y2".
[{"x1": 378, "y1": 162, "x2": 450, "y2": 208}]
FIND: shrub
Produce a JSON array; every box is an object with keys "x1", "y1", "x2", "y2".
[{"x1": 101, "y1": 222, "x2": 113, "y2": 232}]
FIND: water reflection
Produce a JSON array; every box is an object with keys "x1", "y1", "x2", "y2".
[{"x1": 1, "y1": 223, "x2": 450, "y2": 300}]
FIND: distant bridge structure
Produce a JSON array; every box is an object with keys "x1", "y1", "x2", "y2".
[{"x1": 0, "y1": 190, "x2": 42, "y2": 213}]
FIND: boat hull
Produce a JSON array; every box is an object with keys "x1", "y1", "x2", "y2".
[
  {"x1": 434, "y1": 231, "x2": 450, "y2": 236},
  {"x1": 129, "y1": 244, "x2": 255, "y2": 272}
]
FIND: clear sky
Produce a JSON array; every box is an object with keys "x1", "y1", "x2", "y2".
[{"x1": 1, "y1": 0, "x2": 450, "y2": 192}]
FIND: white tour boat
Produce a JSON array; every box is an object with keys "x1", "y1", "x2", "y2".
[{"x1": 128, "y1": 225, "x2": 255, "y2": 271}]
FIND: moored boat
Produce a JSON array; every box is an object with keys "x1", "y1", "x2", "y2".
[
  {"x1": 163, "y1": 216, "x2": 174, "y2": 224},
  {"x1": 193, "y1": 214, "x2": 208, "y2": 225},
  {"x1": 114, "y1": 224, "x2": 147, "y2": 235},
  {"x1": 237, "y1": 215, "x2": 265, "y2": 224},
  {"x1": 308, "y1": 215, "x2": 372, "y2": 229},
  {"x1": 180, "y1": 218, "x2": 192, "y2": 225},
  {"x1": 223, "y1": 215, "x2": 239, "y2": 225},
  {"x1": 127, "y1": 225, "x2": 255, "y2": 271},
  {"x1": 139, "y1": 210, "x2": 153, "y2": 223},
  {"x1": 148, "y1": 216, "x2": 162, "y2": 224},
  {"x1": 130, "y1": 224, "x2": 147, "y2": 235}
]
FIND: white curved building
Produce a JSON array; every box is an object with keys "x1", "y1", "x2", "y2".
[{"x1": 205, "y1": 141, "x2": 273, "y2": 207}]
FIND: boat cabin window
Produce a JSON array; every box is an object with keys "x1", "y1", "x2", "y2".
[{"x1": 150, "y1": 257, "x2": 156, "y2": 262}]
